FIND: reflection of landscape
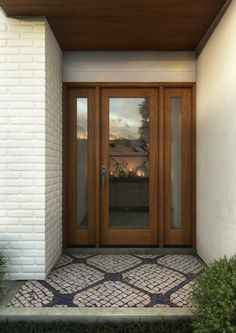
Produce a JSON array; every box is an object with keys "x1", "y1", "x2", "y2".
[
  {"x1": 109, "y1": 98, "x2": 149, "y2": 229},
  {"x1": 109, "y1": 98, "x2": 149, "y2": 177}
]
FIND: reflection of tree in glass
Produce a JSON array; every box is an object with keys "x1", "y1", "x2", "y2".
[
  {"x1": 110, "y1": 157, "x2": 128, "y2": 177},
  {"x1": 138, "y1": 99, "x2": 149, "y2": 162},
  {"x1": 109, "y1": 99, "x2": 149, "y2": 176}
]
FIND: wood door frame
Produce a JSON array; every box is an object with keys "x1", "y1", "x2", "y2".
[
  {"x1": 63, "y1": 82, "x2": 196, "y2": 248},
  {"x1": 66, "y1": 88, "x2": 98, "y2": 246},
  {"x1": 164, "y1": 88, "x2": 192, "y2": 246}
]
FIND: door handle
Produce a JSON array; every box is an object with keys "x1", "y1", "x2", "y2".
[{"x1": 101, "y1": 165, "x2": 107, "y2": 188}]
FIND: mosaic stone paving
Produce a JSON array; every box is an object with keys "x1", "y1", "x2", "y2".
[{"x1": 8, "y1": 254, "x2": 204, "y2": 308}]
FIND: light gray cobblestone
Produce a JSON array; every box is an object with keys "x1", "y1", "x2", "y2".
[{"x1": 8, "y1": 254, "x2": 204, "y2": 307}]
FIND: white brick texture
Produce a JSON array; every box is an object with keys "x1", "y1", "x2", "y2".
[
  {"x1": 0, "y1": 9, "x2": 62, "y2": 280},
  {"x1": 45, "y1": 21, "x2": 62, "y2": 276}
]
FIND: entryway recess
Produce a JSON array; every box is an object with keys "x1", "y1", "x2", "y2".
[{"x1": 64, "y1": 83, "x2": 196, "y2": 248}]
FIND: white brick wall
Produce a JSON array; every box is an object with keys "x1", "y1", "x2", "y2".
[
  {"x1": 45, "y1": 21, "x2": 62, "y2": 275},
  {"x1": 0, "y1": 9, "x2": 62, "y2": 279}
]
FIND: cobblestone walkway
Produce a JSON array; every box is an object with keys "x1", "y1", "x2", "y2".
[{"x1": 8, "y1": 254, "x2": 204, "y2": 308}]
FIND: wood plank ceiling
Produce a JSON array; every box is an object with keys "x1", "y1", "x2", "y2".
[{"x1": 0, "y1": 0, "x2": 227, "y2": 51}]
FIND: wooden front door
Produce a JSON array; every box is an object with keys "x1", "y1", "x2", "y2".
[
  {"x1": 100, "y1": 88, "x2": 159, "y2": 245},
  {"x1": 65, "y1": 84, "x2": 195, "y2": 247}
]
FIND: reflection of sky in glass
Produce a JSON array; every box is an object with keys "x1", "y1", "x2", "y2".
[
  {"x1": 110, "y1": 98, "x2": 146, "y2": 140},
  {"x1": 77, "y1": 98, "x2": 88, "y2": 139}
]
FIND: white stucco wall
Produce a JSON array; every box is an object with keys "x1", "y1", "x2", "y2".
[
  {"x1": 197, "y1": 0, "x2": 236, "y2": 263},
  {"x1": 0, "y1": 9, "x2": 62, "y2": 279},
  {"x1": 63, "y1": 51, "x2": 196, "y2": 82}
]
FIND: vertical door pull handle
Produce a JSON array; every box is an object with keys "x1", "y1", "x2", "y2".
[{"x1": 101, "y1": 165, "x2": 107, "y2": 188}]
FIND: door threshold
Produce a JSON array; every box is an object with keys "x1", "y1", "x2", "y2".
[{"x1": 63, "y1": 247, "x2": 197, "y2": 255}]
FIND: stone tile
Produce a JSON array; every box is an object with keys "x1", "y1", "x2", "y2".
[
  {"x1": 47, "y1": 263, "x2": 104, "y2": 293},
  {"x1": 87, "y1": 255, "x2": 141, "y2": 273},
  {"x1": 123, "y1": 264, "x2": 186, "y2": 294},
  {"x1": 135, "y1": 254, "x2": 160, "y2": 259},
  {"x1": 53, "y1": 255, "x2": 73, "y2": 269},
  {"x1": 154, "y1": 303, "x2": 171, "y2": 308},
  {"x1": 73, "y1": 281, "x2": 150, "y2": 307},
  {"x1": 8, "y1": 281, "x2": 53, "y2": 307},
  {"x1": 72, "y1": 254, "x2": 92, "y2": 259},
  {"x1": 158, "y1": 255, "x2": 203, "y2": 274},
  {"x1": 171, "y1": 281, "x2": 195, "y2": 307},
  {"x1": 8, "y1": 254, "x2": 203, "y2": 308}
]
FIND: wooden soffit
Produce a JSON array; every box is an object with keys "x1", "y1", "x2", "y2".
[{"x1": 0, "y1": 0, "x2": 228, "y2": 51}]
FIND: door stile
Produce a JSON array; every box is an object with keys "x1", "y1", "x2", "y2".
[
  {"x1": 87, "y1": 88, "x2": 96, "y2": 244},
  {"x1": 149, "y1": 89, "x2": 159, "y2": 245},
  {"x1": 158, "y1": 86, "x2": 164, "y2": 248},
  {"x1": 100, "y1": 89, "x2": 110, "y2": 245},
  {"x1": 95, "y1": 86, "x2": 101, "y2": 247},
  {"x1": 67, "y1": 89, "x2": 77, "y2": 245},
  {"x1": 191, "y1": 84, "x2": 197, "y2": 248}
]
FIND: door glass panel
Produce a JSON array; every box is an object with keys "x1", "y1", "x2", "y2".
[
  {"x1": 171, "y1": 98, "x2": 182, "y2": 229},
  {"x1": 109, "y1": 98, "x2": 149, "y2": 228},
  {"x1": 77, "y1": 98, "x2": 88, "y2": 228}
]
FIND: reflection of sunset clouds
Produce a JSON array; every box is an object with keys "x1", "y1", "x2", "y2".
[
  {"x1": 76, "y1": 97, "x2": 148, "y2": 140},
  {"x1": 77, "y1": 98, "x2": 88, "y2": 139},
  {"x1": 110, "y1": 98, "x2": 146, "y2": 140},
  {"x1": 110, "y1": 118, "x2": 135, "y2": 140}
]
